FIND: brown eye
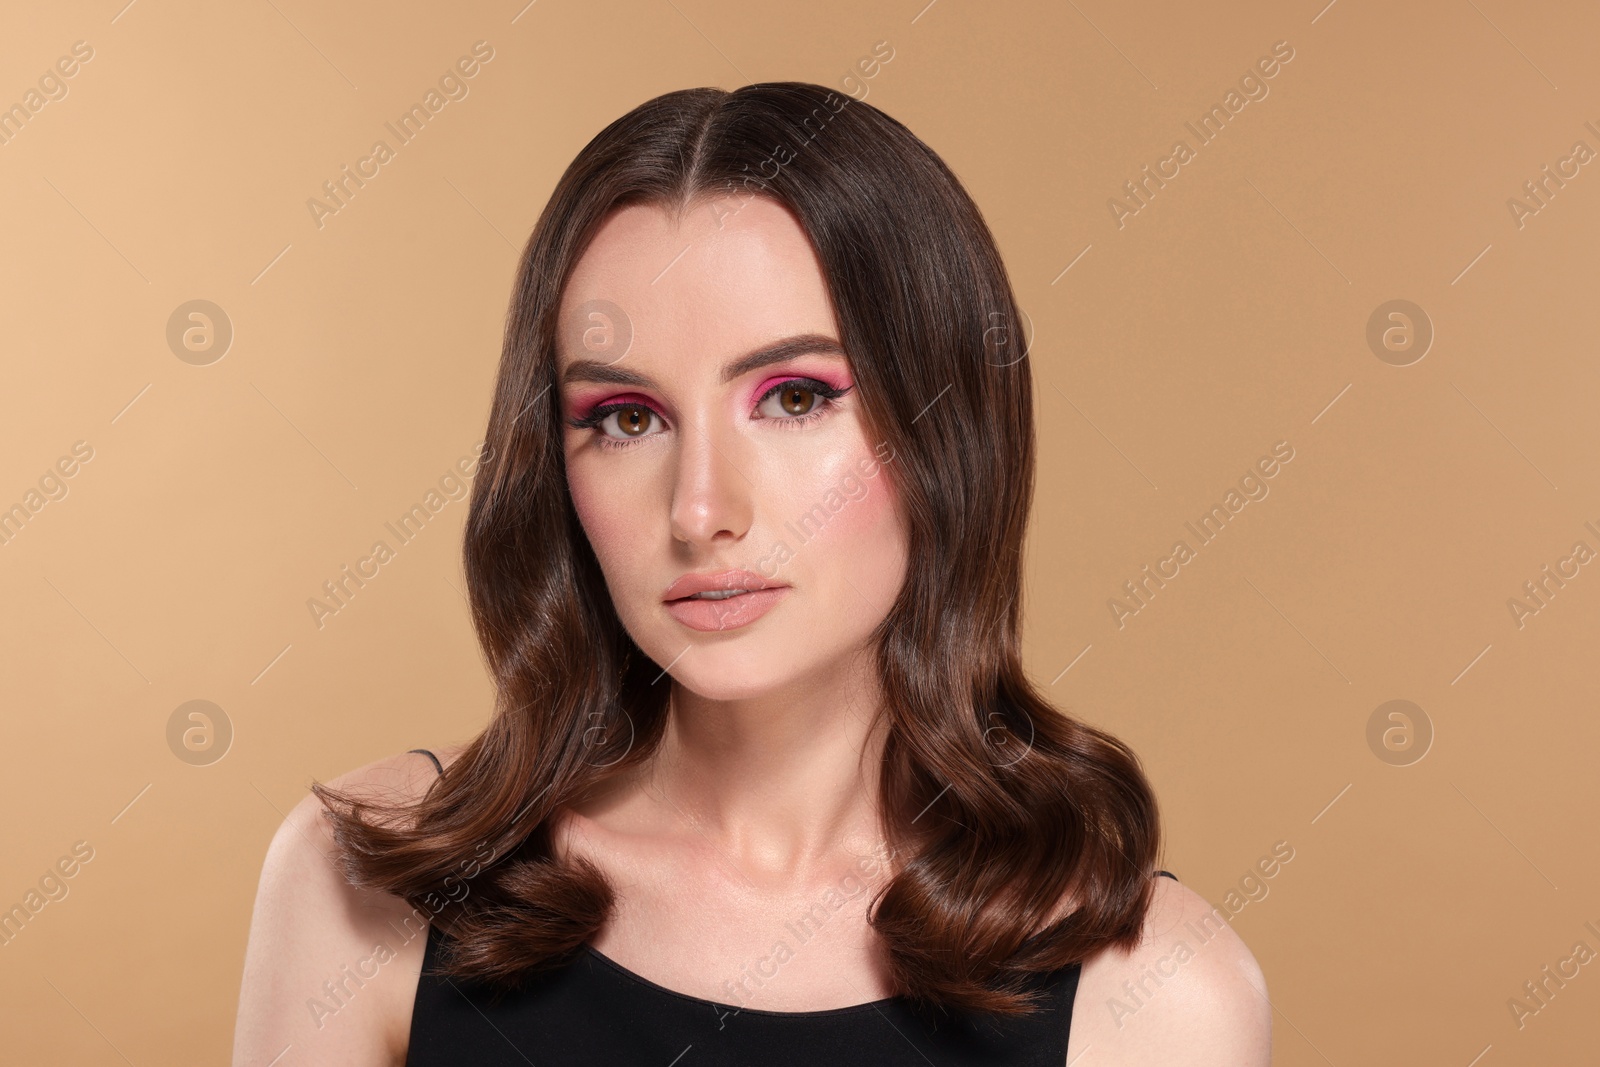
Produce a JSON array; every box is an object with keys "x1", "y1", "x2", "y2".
[
  {"x1": 778, "y1": 387, "x2": 815, "y2": 415},
  {"x1": 617, "y1": 406, "x2": 651, "y2": 435},
  {"x1": 755, "y1": 378, "x2": 843, "y2": 421},
  {"x1": 598, "y1": 404, "x2": 660, "y2": 440}
]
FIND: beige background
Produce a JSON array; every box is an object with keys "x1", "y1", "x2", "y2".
[{"x1": 2, "y1": 0, "x2": 1597, "y2": 1063}]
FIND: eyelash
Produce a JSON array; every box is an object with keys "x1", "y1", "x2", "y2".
[{"x1": 568, "y1": 378, "x2": 852, "y2": 451}]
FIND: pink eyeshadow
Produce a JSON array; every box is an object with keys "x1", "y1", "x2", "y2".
[
  {"x1": 568, "y1": 391, "x2": 662, "y2": 421},
  {"x1": 749, "y1": 372, "x2": 851, "y2": 404}
]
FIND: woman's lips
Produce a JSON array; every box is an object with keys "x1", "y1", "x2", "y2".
[{"x1": 663, "y1": 586, "x2": 789, "y2": 632}]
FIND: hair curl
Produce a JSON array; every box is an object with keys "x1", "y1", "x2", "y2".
[{"x1": 313, "y1": 81, "x2": 1160, "y2": 1016}]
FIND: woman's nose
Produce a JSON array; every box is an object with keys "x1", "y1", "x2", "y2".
[{"x1": 668, "y1": 418, "x2": 754, "y2": 548}]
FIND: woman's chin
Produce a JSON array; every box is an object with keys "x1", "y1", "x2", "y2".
[
  {"x1": 663, "y1": 672, "x2": 787, "y2": 704},
  {"x1": 645, "y1": 643, "x2": 800, "y2": 704}
]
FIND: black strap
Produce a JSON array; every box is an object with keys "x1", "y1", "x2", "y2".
[
  {"x1": 408, "y1": 748, "x2": 444, "y2": 777},
  {"x1": 1156, "y1": 869, "x2": 1178, "y2": 881}
]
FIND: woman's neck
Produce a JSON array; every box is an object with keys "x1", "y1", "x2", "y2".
[{"x1": 640, "y1": 647, "x2": 890, "y2": 880}]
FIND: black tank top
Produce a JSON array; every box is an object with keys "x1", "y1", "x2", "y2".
[{"x1": 401, "y1": 748, "x2": 1180, "y2": 1066}]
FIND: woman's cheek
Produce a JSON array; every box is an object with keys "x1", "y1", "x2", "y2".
[
  {"x1": 791, "y1": 462, "x2": 907, "y2": 634},
  {"x1": 566, "y1": 461, "x2": 633, "y2": 569},
  {"x1": 851, "y1": 476, "x2": 907, "y2": 590},
  {"x1": 787, "y1": 447, "x2": 901, "y2": 551},
  {"x1": 568, "y1": 467, "x2": 661, "y2": 638}
]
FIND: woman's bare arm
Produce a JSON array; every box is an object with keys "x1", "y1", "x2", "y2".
[
  {"x1": 231, "y1": 751, "x2": 447, "y2": 1067},
  {"x1": 1066, "y1": 874, "x2": 1273, "y2": 1066}
]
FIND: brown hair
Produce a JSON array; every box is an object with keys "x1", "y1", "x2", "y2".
[{"x1": 313, "y1": 81, "x2": 1160, "y2": 1015}]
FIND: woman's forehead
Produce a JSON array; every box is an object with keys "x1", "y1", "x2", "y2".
[{"x1": 556, "y1": 198, "x2": 838, "y2": 375}]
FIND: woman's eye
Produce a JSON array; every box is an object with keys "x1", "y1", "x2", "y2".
[
  {"x1": 599, "y1": 404, "x2": 660, "y2": 439},
  {"x1": 758, "y1": 384, "x2": 820, "y2": 418}
]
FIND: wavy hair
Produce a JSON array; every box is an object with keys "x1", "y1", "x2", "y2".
[{"x1": 313, "y1": 81, "x2": 1160, "y2": 1015}]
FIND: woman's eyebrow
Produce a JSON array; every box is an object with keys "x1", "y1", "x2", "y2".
[
  {"x1": 559, "y1": 361, "x2": 648, "y2": 388},
  {"x1": 718, "y1": 334, "x2": 847, "y2": 383},
  {"x1": 560, "y1": 333, "x2": 847, "y2": 389}
]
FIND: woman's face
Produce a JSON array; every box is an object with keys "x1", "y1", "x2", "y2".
[{"x1": 556, "y1": 195, "x2": 908, "y2": 702}]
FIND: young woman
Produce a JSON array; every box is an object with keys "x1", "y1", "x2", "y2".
[{"x1": 234, "y1": 82, "x2": 1270, "y2": 1066}]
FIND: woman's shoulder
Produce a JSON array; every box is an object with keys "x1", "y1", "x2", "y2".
[
  {"x1": 270, "y1": 743, "x2": 466, "y2": 855},
  {"x1": 326, "y1": 743, "x2": 466, "y2": 798},
  {"x1": 1064, "y1": 871, "x2": 1272, "y2": 1066},
  {"x1": 259, "y1": 742, "x2": 469, "y2": 900},
  {"x1": 230, "y1": 746, "x2": 467, "y2": 1067}
]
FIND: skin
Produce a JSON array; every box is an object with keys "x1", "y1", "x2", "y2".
[{"x1": 232, "y1": 195, "x2": 1270, "y2": 1065}]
